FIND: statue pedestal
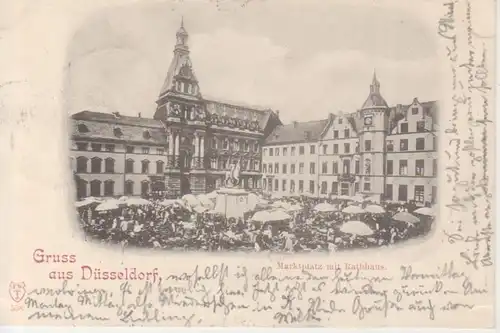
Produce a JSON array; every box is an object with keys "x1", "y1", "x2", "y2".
[{"x1": 214, "y1": 188, "x2": 249, "y2": 220}]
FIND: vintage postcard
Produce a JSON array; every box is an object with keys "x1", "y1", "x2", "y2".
[{"x1": 0, "y1": 0, "x2": 495, "y2": 328}]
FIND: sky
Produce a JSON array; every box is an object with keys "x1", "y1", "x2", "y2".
[{"x1": 63, "y1": 0, "x2": 440, "y2": 124}]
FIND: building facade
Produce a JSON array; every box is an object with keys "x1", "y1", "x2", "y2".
[
  {"x1": 263, "y1": 74, "x2": 438, "y2": 206},
  {"x1": 70, "y1": 21, "x2": 281, "y2": 199}
]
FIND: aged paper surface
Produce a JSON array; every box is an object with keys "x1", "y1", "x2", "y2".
[{"x1": 0, "y1": 0, "x2": 495, "y2": 328}]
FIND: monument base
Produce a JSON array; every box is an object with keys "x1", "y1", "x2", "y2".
[{"x1": 214, "y1": 188, "x2": 249, "y2": 220}]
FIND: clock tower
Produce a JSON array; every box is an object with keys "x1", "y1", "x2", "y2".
[{"x1": 357, "y1": 72, "x2": 390, "y2": 200}]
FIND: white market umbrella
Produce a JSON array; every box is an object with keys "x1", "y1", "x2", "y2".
[
  {"x1": 95, "y1": 201, "x2": 120, "y2": 211},
  {"x1": 393, "y1": 211, "x2": 420, "y2": 224},
  {"x1": 287, "y1": 204, "x2": 303, "y2": 212},
  {"x1": 351, "y1": 194, "x2": 366, "y2": 203},
  {"x1": 206, "y1": 190, "x2": 218, "y2": 199},
  {"x1": 414, "y1": 207, "x2": 435, "y2": 217},
  {"x1": 193, "y1": 205, "x2": 209, "y2": 214},
  {"x1": 314, "y1": 203, "x2": 338, "y2": 212},
  {"x1": 268, "y1": 210, "x2": 292, "y2": 221},
  {"x1": 160, "y1": 199, "x2": 184, "y2": 207},
  {"x1": 182, "y1": 194, "x2": 199, "y2": 206},
  {"x1": 272, "y1": 201, "x2": 290, "y2": 209},
  {"x1": 271, "y1": 193, "x2": 283, "y2": 200},
  {"x1": 342, "y1": 205, "x2": 365, "y2": 214},
  {"x1": 118, "y1": 196, "x2": 129, "y2": 202},
  {"x1": 126, "y1": 198, "x2": 151, "y2": 206},
  {"x1": 340, "y1": 220, "x2": 374, "y2": 236},
  {"x1": 337, "y1": 195, "x2": 352, "y2": 201},
  {"x1": 251, "y1": 210, "x2": 272, "y2": 222},
  {"x1": 365, "y1": 204, "x2": 385, "y2": 214},
  {"x1": 197, "y1": 194, "x2": 215, "y2": 209}
]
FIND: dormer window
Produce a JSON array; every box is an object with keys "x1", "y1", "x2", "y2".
[
  {"x1": 77, "y1": 124, "x2": 89, "y2": 133},
  {"x1": 143, "y1": 130, "x2": 151, "y2": 140},
  {"x1": 338, "y1": 118, "x2": 343, "y2": 124},
  {"x1": 412, "y1": 107, "x2": 419, "y2": 115},
  {"x1": 113, "y1": 128, "x2": 123, "y2": 137}
]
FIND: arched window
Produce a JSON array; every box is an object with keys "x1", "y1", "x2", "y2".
[
  {"x1": 77, "y1": 124, "x2": 89, "y2": 133},
  {"x1": 156, "y1": 161, "x2": 164, "y2": 174},
  {"x1": 76, "y1": 156, "x2": 88, "y2": 173},
  {"x1": 141, "y1": 181, "x2": 149, "y2": 196},
  {"x1": 125, "y1": 159, "x2": 134, "y2": 173},
  {"x1": 105, "y1": 158, "x2": 115, "y2": 173},
  {"x1": 104, "y1": 180, "x2": 114, "y2": 196},
  {"x1": 76, "y1": 179, "x2": 87, "y2": 199},
  {"x1": 125, "y1": 180, "x2": 134, "y2": 195},
  {"x1": 91, "y1": 157, "x2": 102, "y2": 173},
  {"x1": 90, "y1": 180, "x2": 101, "y2": 197},
  {"x1": 141, "y1": 160, "x2": 150, "y2": 174}
]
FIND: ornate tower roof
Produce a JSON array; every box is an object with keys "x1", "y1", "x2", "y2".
[
  {"x1": 158, "y1": 18, "x2": 200, "y2": 99},
  {"x1": 361, "y1": 71, "x2": 388, "y2": 109}
]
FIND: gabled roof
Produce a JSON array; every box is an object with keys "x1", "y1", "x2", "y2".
[
  {"x1": 71, "y1": 111, "x2": 167, "y2": 144},
  {"x1": 264, "y1": 119, "x2": 329, "y2": 145},
  {"x1": 205, "y1": 99, "x2": 272, "y2": 130}
]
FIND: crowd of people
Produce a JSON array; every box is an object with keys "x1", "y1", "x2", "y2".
[{"x1": 76, "y1": 191, "x2": 435, "y2": 252}]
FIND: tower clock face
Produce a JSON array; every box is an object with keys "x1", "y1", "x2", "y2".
[{"x1": 364, "y1": 116, "x2": 373, "y2": 126}]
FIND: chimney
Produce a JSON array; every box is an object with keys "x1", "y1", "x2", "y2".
[
  {"x1": 293, "y1": 121, "x2": 298, "y2": 128},
  {"x1": 138, "y1": 112, "x2": 142, "y2": 118},
  {"x1": 112, "y1": 111, "x2": 120, "y2": 118},
  {"x1": 328, "y1": 113, "x2": 334, "y2": 121},
  {"x1": 276, "y1": 110, "x2": 280, "y2": 117}
]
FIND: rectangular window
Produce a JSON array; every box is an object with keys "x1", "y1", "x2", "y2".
[
  {"x1": 398, "y1": 185, "x2": 408, "y2": 201},
  {"x1": 400, "y1": 139, "x2": 408, "y2": 151},
  {"x1": 386, "y1": 140, "x2": 394, "y2": 152},
  {"x1": 363, "y1": 182, "x2": 371, "y2": 191},
  {"x1": 141, "y1": 161, "x2": 149, "y2": 174},
  {"x1": 268, "y1": 179, "x2": 272, "y2": 191},
  {"x1": 142, "y1": 147, "x2": 150, "y2": 154},
  {"x1": 125, "y1": 159, "x2": 134, "y2": 173},
  {"x1": 268, "y1": 163, "x2": 273, "y2": 174},
  {"x1": 290, "y1": 180, "x2": 295, "y2": 193},
  {"x1": 263, "y1": 164, "x2": 267, "y2": 173},
  {"x1": 400, "y1": 123, "x2": 409, "y2": 133},
  {"x1": 274, "y1": 179, "x2": 279, "y2": 191},
  {"x1": 299, "y1": 146, "x2": 305, "y2": 155},
  {"x1": 412, "y1": 107, "x2": 419, "y2": 115},
  {"x1": 291, "y1": 164, "x2": 296, "y2": 174},
  {"x1": 104, "y1": 181, "x2": 114, "y2": 196},
  {"x1": 322, "y1": 162, "x2": 328, "y2": 174},
  {"x1": 433, "y1": 159, "x2": 437, "y2": 176},
  {"x1": 126, "y1": 145, "x2": 134, "y2": 153},
  {"x1": 321, "y1": 181, "x2": 327, "y2": 194},
  {"x1": 344, "y1": 143, "x2": 350, "y2": 154},
  {"x1": 332, "y1": 162, "x2": 338, "y2": 174},
  {"x1": 263, "y1": 148, "x2": 267, "y2": 156},
  {"x1": 291, "y1": 147, "x2": 296, "y2": 156},
  {"x1": 354, "y1": 182, "x2": 359, "y2": 193},
  {"x1": 355, "y1": 160, "x2": 360, "y2": 174},
  {"x1": 282, "y1": 179, "x2": 287, "y2": 192},
  {"x1": 283, "y1": 147, "x2": 288, "y2": 156},
  {"x1": 417, "y1": 121, "x2": 425, "y2": 132},
  {"x1": 333, "y1": 130, "x2": 339, "y2": 139},
  {"x1": 275, "y1": 148, "x2": 279, "y2": 156},
  {"x1": 415, "y1": 159, "x2": 425, "y2": 176},
  {"x1": 125, "y1": 181, "x2": 134, "y2": 195},
  {"x1": 386, "y1": 160, "x2": 393, "y2": 175},
  {"x1": 341, "y1": 183, "x2": 349, "y2": 195},
  {"x1": 105, "y1": 144, "x2": 115, "y2": 152},
  {"x1": 157, "y1": 148, "x2": 165, "y2": 155},
  {"x1": 298, "y1": 180, "x2": 304, "y2": 193},
  {"x1": 399, "y1": 160, "x2": 408, "y2": 175},
  {"x1": 309, "y1": 180, "x2": 315, "y2": 194},
  {"x1": 344, "y1": 129, "x2": 350, "y2": 138},
  {"x1": 433, "y1": 137, "x2": 437, "y2": 150},
  {"x1": 244, "y1": 141, "x2": 249, "y2": 151},
  {"x1": 365, "y1": 140, "x2": 371, "y2": 151},
  {"x1": 414, "y1": 185, "x2": 425, "y2": 203},
  {"x1": 269, "y1": 148, "x2": 273, "y2": 156},
  {"x1": 310, "y1": 162, "x2": 316, "y2": 174},
  {"x1": 91, "y1": 143, "x2": 102, "y2": 152},
  {"x1": 331, "y1": 182, "x2": 338, "y2": 195},
  {"x1": 299, "y1": 163, "x2": 304, "y2": 174},
  {"x1": 333, "y1": 144, "x2": 338, "y2": 154},
  {"x1": 416, "y1": 138, "x2": 425, "y2": 150},
  {"x1": 322, "y1": 144, "x2": 327, "y2": 154},
  {"x1": 282, "y1": 164, "x2": 287, "y2": 174},
  {"x1": 432, "y1": 186, "x2": 437, "y2": 204},
  {"x1": 274, "y1": 163, "x2": 279, "y2": 174},
  {"x1": 385, "y1": 184, "x2": 393, "y2": 200},
  {"x1": 76, "y1": 142, "x2": 88, "y2": 151},
  {"x1": 310, "y1": 145, "x2": 315, "y2": 154}
]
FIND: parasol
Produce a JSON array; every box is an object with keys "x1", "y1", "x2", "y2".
[
  {"x1": 206, "y1": 190, "x2": 218, "y2": 199},
  {"x1": 313, "y1": 203, "x2": 338, "y2": 212},
  {"x1": 197, "y1": 194, "x2": 215, "y2": 208},
  {"x1": 365, "y1": 204, "x2": 385, "y2": 214},
  {"x1": 340, "y1": 220, "x2": 374, "y2": 236},
  {"x1": 351, "y1": 194, "x2": 366, "y2": 203},
  {"x1": 342, "y1": 205, "x2": 365, "y2": 214},
  {"x1": 126, "y1": 198, "x2": 151, "y2": 206},
  {"x1": 287, "y1": 204, "x2": 303, "y2": 212},
  {"x1": 392, "y1": 211, "x2": 420, "y2": 224},
  {"x1": 182, "y1": 194, "x2": 199, "y2": 206},
  {"x1": 337, "y1": 195, "x2": 352, "y2": 201},
  {"x1": 414, "y1": 207, "x2": 435, "y2": 217},
  {"x1": 95, "y1": 201, "x2": 120, "y2": 211}
]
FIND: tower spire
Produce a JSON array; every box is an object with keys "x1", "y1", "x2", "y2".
[{"x1": 370, "y1": 69, "x2": 380, "y2": 94}]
